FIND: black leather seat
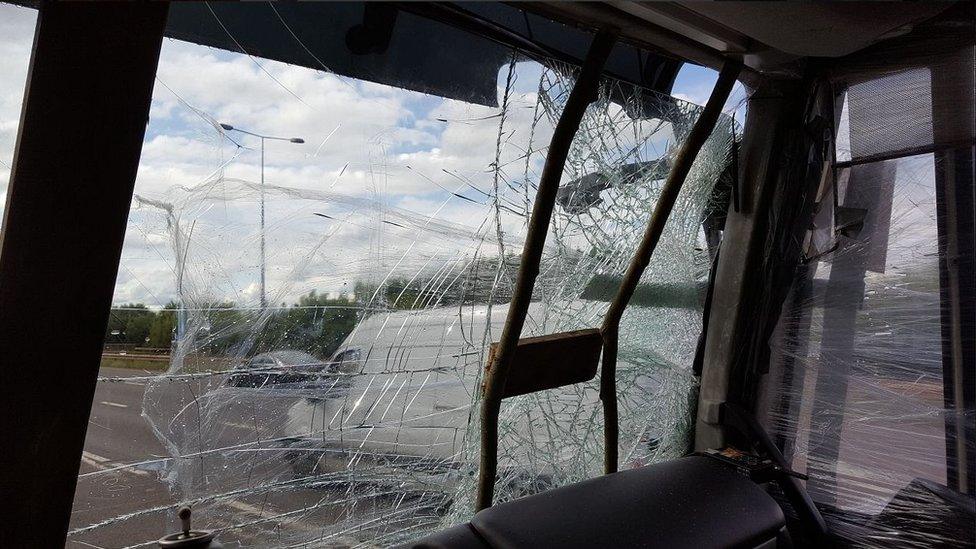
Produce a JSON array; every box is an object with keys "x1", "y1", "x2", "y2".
[
  {"x1": 407, "y1": 523, "x2": 491, "y2": 549},
  {"x1": 403, "y1": 456, "x2": 787, "y2": 549}
]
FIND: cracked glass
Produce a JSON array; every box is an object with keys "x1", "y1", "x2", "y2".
[{"x1": 46, "y1": 12, "x2": 736, "y2": 547}]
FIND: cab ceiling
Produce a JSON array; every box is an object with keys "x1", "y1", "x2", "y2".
[{"x1": 524, "y1": 1, "x2": 958, "y2": 77}]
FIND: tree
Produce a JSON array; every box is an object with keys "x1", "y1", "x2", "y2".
[
  {"x1": 105, "y1": 303, "x2": 155, "y2": 345},
  {"x1": 251, "y1": 290, "x2": 359, "y2": 358},
  {"x1": 148, "y1": 301, "x2": 178, "y2": 348}
]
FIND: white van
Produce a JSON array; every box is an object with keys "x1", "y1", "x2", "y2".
[{"x1": 280, "y1": 305, "x2": 519, "y2": 482}]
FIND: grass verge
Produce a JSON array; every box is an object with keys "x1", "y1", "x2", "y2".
[{"x1": 99, "y1": 355, "x2": 169, "y2": 372}]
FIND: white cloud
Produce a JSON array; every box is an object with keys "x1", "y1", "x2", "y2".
[{"x1": 0, "y1": 8, "x2": 702, "y2": 309}]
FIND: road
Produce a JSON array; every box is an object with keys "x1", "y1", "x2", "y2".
[
  {"x1": 70, "y1": 368, "x2": 172, "y2": 548},
  {"x1": 68, "y1": 368, "x2": 416, "y2": 549},
  {"x1": 67, "y1": 368, "x2": 358, "y2": 548}
]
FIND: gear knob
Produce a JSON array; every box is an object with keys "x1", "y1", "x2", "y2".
[{"x1": 158, "y1": 507, "x2": 222, "y2": 548}]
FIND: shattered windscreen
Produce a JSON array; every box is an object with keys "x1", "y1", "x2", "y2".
[{"x1": 60, "y1": 19, "x2": 735, "y2": 548}]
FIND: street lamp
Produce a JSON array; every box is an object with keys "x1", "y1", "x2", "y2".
[{"x1": 219, "y1": 123, "x2": 304, "y2": 309}]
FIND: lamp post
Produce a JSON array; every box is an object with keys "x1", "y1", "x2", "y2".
[{"x1": 219, "y1": 123, "x2": 304, "y2": 309}]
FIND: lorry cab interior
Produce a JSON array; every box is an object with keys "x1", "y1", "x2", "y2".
[{"x1": 0, "y1": 2, "x2": 972, "y2": 548}]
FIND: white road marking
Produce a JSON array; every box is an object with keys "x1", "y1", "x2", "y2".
[
  {"x1": 82, "y1": 451, "x2": 111, "y2": 463},
  {"x1": 226, "y1": 499, "x2": 266, "y2": 516},
  {"x1": 222, "y1": 421, "x2": 261, "y2": 430},
  {"x1": 80, "y1": 455, "x2": 108, "y2": 471},
  {"x1": 224, "y1": 499, "x2": 346, "y2": 538},
  {"x1": 100, "y1": 401, "x2": 128, "y2": 408},
  {"x1": 71, "y1": 539, "x2": 108, "y2": 549},
  {"x1": 81, "y1": 451, "x2": 149, "y2": 476}
]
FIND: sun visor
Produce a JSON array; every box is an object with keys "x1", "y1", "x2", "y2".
[{"x1": 164, "y1": 2, "x2": 682, "y2": 108}]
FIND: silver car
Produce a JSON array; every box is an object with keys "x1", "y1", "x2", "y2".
[{"x1": 227, "y1": 350, "x2": 331, "y2": 388}]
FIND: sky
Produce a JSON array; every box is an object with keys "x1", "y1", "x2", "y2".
[{"x1": 0, "y1": 3, "x2": 749, "y2": 310}]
